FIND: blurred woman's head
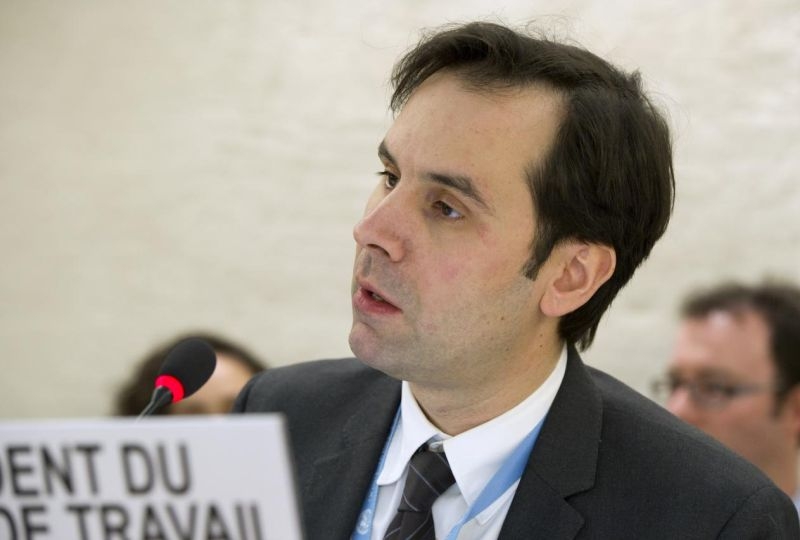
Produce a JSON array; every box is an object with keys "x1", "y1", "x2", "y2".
[{"x1": 115, "y1": 332, "x2": 267, "y2": 416}]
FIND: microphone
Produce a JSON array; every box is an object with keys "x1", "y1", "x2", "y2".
[{"x1": 137, "y1": 338, "x2": 217, "y2": 418}]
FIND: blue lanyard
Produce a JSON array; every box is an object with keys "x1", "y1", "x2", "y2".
[
  {"x1": 352, "y1": 410, "x2": 546, "y2": 540},
  {"x1": 353, "y1": 410, "x2": 400, "y2": 540}
]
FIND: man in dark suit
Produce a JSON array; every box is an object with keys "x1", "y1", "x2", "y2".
[{"x1": 234, "y1": 22, "x2": 799, "y2": 538}]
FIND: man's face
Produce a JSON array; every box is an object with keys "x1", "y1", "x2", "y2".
[
  {"x1": 348, "y1": 73, "x2": 564, "y2": 390},
  {"x1": 666, "y1": 310, "x2": 796, "y2": 469}
]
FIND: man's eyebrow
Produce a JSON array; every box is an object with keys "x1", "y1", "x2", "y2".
[
  {"x1": 694, "y1": 369, "x2": 738, "y2": 381},
  {"x1": 378, "y1": 140, "x2": 396, "y2": 165},
  {"x1": 670, "y1": 368, "x2": 735, "y2": 381},
  {"x1": 426, "y1": 172, "x2": 491, "y2": 212},
  {"x1": 377, "y1": 140, "x2": 492, "y2": 212}
]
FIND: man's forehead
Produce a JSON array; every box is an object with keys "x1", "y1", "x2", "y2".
[
  {"x1": 673, "y1": 310, "x2": 775, "y2": 375},
  {"x1": 390, "y1": 73, "x2": 564, "y2": 142},
  {"x1": 379, "y1": 74, "x2": 563, "y2": 200},
  {"x1": 669, "y1": 364, "x2": 741, "y2": 381},
  {"x1": 694, "y1": 309, "x2": 771, "y2": 342}
]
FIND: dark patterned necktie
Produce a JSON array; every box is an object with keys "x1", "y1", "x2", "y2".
[{"x1": 383, "y1": 446, "x2": 456, "y2": 540}]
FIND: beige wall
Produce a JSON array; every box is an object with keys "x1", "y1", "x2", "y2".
[{"x1": 1, "y1": 0, "x2": 798, "y2": 419}]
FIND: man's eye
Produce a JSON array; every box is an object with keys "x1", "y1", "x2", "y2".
[
  {"x1": 434, "y1": 201, "x2": 464, "y2": 220},
  {"x1": 666, "y1": 378, "x2": 683, "y2": 393},
  {"x1": 696, "y1": 381, "x2": 731, "y2": 397},
  {"x1": 376, "y1": 171, "x2": 399, "y2": 189}
]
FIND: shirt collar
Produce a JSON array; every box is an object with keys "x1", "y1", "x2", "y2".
[
  {"x1": 377, "y1": 348, "x2": 567, "y2": 521},
  {"x1": 377, "y1": 380, "x2": 441, "y2": 486}
]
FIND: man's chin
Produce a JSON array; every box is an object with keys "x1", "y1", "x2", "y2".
[
  {"x1": 348, "y1": 330, "x2": 379, "y2": 365},
  {"x1": 349, "y1": 332, "x2": 401, "y2": 377}
]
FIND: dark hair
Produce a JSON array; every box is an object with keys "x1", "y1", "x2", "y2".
[
  {"x1": 114, "y1": 332, "x2": 267, "y2": 416},
  {"x1": 391, "y1": 22, "x2": 675, "y2": 349},
  {"x1": 681, "y1": 281, "x2": 800, "y2": 402}
]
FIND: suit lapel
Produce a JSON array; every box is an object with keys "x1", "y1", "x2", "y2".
[
  {"x1": 301, "y1": 373, "x2": 401, "y2": 540},
  {"x1": 499, "y1": 346, "x2": 602, "y2": 539}
]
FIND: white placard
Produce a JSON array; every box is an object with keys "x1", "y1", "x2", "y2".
[{"x1": 0, "y1": 415, "x2": 302, "y2": 540}]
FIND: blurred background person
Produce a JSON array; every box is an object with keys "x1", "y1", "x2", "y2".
[
  {"x1": 653, "y1": 281, "x2": 800, "y2": 510},
  {"x1": 116, "y1": 332, "x2": 267, "y2": 416}
]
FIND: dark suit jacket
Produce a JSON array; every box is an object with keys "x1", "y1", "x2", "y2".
[{"x1": 233, "y1": 348, "x2": 800, "y2": 539}]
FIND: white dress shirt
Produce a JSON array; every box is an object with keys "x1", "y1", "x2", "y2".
[{"x1": 369, "y1": 349, "x2": 567, "y2": 540}]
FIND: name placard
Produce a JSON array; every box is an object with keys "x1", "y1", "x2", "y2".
[{"x1": 0, "y1": 415, "x2": 302, "y2": 540}]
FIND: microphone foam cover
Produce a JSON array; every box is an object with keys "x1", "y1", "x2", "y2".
[{"x1": 157, "y1": 338, "x2": 217, "y2": 400}]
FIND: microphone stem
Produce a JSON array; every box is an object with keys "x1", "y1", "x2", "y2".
[{"x1": 137, "y1": 386, "x2": 174, "y2": 420}]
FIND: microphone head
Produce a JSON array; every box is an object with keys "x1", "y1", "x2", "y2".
[{"x1": 154, "y1": 338, "x2": 217, "y2": 403}]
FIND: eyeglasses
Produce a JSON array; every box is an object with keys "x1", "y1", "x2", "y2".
[{"x1": 650, "y1": 376, "x2": 775, "y2": 409}]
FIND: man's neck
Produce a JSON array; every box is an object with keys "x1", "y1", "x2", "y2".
[
  {"x1": 408, "y1": 340, "x2": 564, "y2": 435},
  {"x1": 761, "y1": 454, "x2": 799, "y2": 498}
]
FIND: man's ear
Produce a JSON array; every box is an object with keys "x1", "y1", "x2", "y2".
[{"x1": 540, "y1": 242, "x2": 616, "y2": 317}]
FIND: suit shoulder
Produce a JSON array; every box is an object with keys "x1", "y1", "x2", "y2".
[
  {"x1": 589, "y1": 366, "x2": 768, "y2": 485},
  {"x1": 590, "y1": 369, "x2": 771, "y2": 496},
  {"x1": 247, "y1": 357, "x2": 372, "y2": 387},
  {"x1": 585, "y1": 367, "x2": 798, "y2": 535},
  {"x1": 232, "y1": 357, "x2": 401, "y2": 475},
  {"x1": 234, "y1": 357, "x2": 396, "y2": 412}
]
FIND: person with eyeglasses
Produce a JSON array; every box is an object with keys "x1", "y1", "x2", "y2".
[{"x1": 654, "y1": 281, "x2": 800, "y2": 513}]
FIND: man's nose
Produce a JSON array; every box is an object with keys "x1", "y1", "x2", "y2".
[{"x1": 353, "y1": 191, "x2": 409, "y2": 262}]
